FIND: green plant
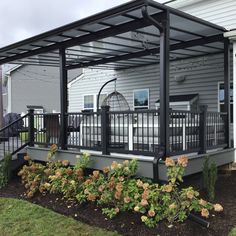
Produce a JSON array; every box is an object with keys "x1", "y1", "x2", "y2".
[
  {"x1": 0, "y1": 197, "x2": 119, "y2": 236},
  {"x1": 203, "y1": 156, "x2": 218, "y2": 201},
  {"x1": 0, "y1": 154, "x2": 12, "y2": 188},
  {"x1": 35, "y1": 132, "x2": 47, "y2": 143},
  {"x1": 76, "y1": 157, "x2": 223, "y2": 228},
  {"x1": 49, "y1": 153, "x2": 90, "y2": 198},
  {"x1": 19, "y1": 132, "x2": 29, "y2": 142},
  {"x1": 18, "y1": 152, "x2": 224, "y2": 228}
]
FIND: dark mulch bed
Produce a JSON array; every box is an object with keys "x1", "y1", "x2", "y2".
[{"x1": 1, "y1": 171, "x2": 236, "y2": 236}]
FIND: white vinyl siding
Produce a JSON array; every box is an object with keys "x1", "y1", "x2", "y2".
[
  {"x1": 170, "y1": 0, "x2": 236, "y2": 30},
  {"x1": 69, "y1": 53, "x2": 232, "y2": 113}
]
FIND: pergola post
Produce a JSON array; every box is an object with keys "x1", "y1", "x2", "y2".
[
  {"x1": 159, "y1": 11, "x2": 170, "y2": 158},
  {"x1": 224, "y1": 39, "x2": 231, "y2": 148},
  {"x1": 59, "y1": 47, "x2": 68, "y2": 150}
]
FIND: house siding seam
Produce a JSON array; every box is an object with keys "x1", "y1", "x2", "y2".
[{"x1": 69, "y1": 53, "x2": 232, "y2": 112}]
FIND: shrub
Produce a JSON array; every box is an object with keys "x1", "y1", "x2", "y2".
[
  {"x1": 0, "y1": 154, "x2": 12, "y2": 188},
  {"x1": 18, "y1": 151, "x2": 223, "y2": 228},
  {"x1": 76, "y1": 156, "x2": 222, "y2": 228},
  {"x1": 203, "y1": 156, "x2": 218, "y2": 201},
  {"x1": 19, "y1": 146, "x2": 90, "y2": 199}
]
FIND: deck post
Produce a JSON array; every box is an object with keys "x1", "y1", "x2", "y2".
[
  {"x1": 59, "y1": 47, "x2": 68, "y2": 150},
  {"x1": 199, "y1": 106, "x2": 207, "y2": 154},
  {"x1": 28, "y1": 108, "x2": 34, "y2": 147},
  {"x1": 159, "y1": 11, "x2": 170, "y2": 158},
  {"x1": 101, "y1": 105, "x2": 110, "y2": 155},
  {"x1": 224, "y1": 39, "x2": 231, "y2": 148}
]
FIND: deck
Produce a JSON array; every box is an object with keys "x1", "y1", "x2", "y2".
[
  {"x1": 33, "y1": 109, "x2": 228, "y2": 158},
  {"x1": 27, "y1": 146, "x2": 234, "y2": 181}
]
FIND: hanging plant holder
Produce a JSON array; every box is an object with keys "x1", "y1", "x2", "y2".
[{"x1": 102, "y1": 91, "x2": 130, "y2": 111}]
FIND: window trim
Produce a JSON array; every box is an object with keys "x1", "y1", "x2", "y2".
[
  {"x1": 83, "y1": 94, "x2": 95, "y2": 111},
  {"x1": 83, "y1": 93, "x2": 107, "y2": 112},
  {"x1": 217, "y1": 81, "x2": 233, "y2": 123},
  {"x1": 133, "y1": 88, "x2": 149, "y2": 110}
]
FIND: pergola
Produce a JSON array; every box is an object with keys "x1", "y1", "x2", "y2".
[{"x1": 0, "y1": 0, "x2": 230, "y2": 157}]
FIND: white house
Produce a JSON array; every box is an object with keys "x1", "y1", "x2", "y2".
[{"x1": 167, "y1": 0, "x2": 236, "y2": 158}]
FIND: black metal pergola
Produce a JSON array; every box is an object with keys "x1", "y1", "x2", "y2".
[{"x1": 0, "y1": 0, "x2": 230, "y2": 156}]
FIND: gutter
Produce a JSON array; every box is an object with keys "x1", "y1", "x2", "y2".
[
  {"x1": 224, "y1": 30, "x2": 236, "y2": 41},
  {"x1": 167, "y1": 0, "x2": 204, "y2": 8}
]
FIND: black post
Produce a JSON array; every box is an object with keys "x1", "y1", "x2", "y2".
[
  {"x1": 101, "y1": 105, "x2": 110, "y2": 155},
  {"x1": 59, "y1": 47, "x2": 68, "y2": 150},
  {"x1": 199, "y1": 105, "x2": 207, "y2": 154},
  {"x1": 159, "y1": 11, "x2": 170, "y2": 158},
  {"x1": 224, "y1": 39, "x2": 231, "y2": 148},
  {"x1": 28, "y1": 109, "x2": 34, "y2": 147}
]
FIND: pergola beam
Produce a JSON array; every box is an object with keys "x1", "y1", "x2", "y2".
[
  {"x1": 59, "y1": 47, "x2": 68, "y2": 150},
  {"x1": 0, "y1": 11, "x2": 166, "y2": 65},
  {"x1": 66, "y1": 34, "x2": 224, "y2": 70}
]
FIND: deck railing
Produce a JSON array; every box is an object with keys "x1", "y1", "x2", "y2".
[
  {"x1": 169, "y1": 110, "x2": 201, "y2": 155},
  {"x1": 31, "y1": 108, "x2": 228, "y2": 156},
  {"x1": 206, "y1": 112, "x2": 227, "y2": 149},
  {"x1": 108, "y1": 110, "x2": 160, "y2": 156},
  {"x1": 0, "y1": 113, "x2": 30, "y2": 156}
]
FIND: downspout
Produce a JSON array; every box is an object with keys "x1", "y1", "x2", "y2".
[
  {"x1": 142, "y1": 5, "x2": 210, "y2": 228},
  {"x1": 224, "y1": 30, "x2": 236, "y2": 161},
  {"x1": 97, "y1": 78, "x2": 117, "y2": 111},
  {"x1": 142, "y1": 6, "x2": 164, "y2": 183}
]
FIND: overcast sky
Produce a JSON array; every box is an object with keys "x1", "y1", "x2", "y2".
[{"x1": 0, "y1": 0, "x2": 167, "y2": 48}]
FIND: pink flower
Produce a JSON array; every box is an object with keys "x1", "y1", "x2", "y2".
[
  {"x1": 177, "y1": 156, "x2": 188, "y2": 167},
  {"x1": 165, "y1": 157, "x2": 175, "y2": 167},
  {"x1": 140, "y1": 199, "x2": 148, "y2": 206},
  {"x1": 148, "y1": 210, "x2": 155, "y2": 217},
  {"x1": 201, "y1": 208, "x2": 209, "y2": 218},
  {"x1": 214, "y1": 204, "x2": 223, "y2": 212}
]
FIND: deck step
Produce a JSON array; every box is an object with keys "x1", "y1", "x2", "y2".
[{"x1": 11, "y1": 153, "x2": 27, "y2": 172}]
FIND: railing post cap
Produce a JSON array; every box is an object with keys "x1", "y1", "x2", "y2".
[
  {"x1": 28, "y1": 108, "x2": 34, "y2": 113},
  {"x1": 101, "y1": 105, "x2": 110, "y2": 111}
]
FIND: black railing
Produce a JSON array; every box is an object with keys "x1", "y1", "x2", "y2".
[
  {"x1": 169, "y1": 110, "x2": 201, "y2": 155},
  {"x1": 33, "y1": 112, "x2": 102, "y2": 151},
  {"x1": 108, "y1": 110, "x2": 160, "y2": 156},
  {"x1": 206, "y1": 112, "x2": 227, "y2": 149},
  {"x1": 0, "y1": 113, "x2": 30, "y2": 156},
  {"x1": 33, "y1": 113, "x2": 61, "y2": 146},
  {"x1": 67, "y1": 112, "x2": 101, "y2": 151},
  {"x1": 30, "y1": 108, "x2": 228, "y2": 157}
]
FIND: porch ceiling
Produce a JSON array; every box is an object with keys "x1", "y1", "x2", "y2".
[{"x1": 0, "y1": 0, "x2": 226, "y2": 70}]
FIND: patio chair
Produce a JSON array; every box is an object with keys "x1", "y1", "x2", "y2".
[{"x1": 44, "y1": 114, "x2": 60, "y2": 145}]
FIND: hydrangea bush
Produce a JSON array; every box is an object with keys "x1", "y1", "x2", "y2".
[{"x1": 18, "y1": 146, "x2": 223, "y2": 228}]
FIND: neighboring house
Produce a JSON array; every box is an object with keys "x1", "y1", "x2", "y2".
[{"x1": 6, "y1": 65, "x2": 82, "y2": 114}]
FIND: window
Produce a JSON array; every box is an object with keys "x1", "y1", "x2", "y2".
[
  {"x1": 218, "y1": 82, "x2": 233, "y2": 123},
  {"x1": 84, "y1": 95, "x2": 94, "y2": 111},
  {"x1": 133, "y1": 89, "x2": 149, "y2": 110},
  {"x1": 83, "y1": 94, "x2": 107, "y2": 111}
]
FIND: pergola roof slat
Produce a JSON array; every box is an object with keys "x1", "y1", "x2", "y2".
[{"x1": 0, "y1": 0, "x2": 227, "y2": 69}]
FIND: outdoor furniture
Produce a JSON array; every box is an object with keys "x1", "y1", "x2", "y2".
[{"x1": 44, "y1": 114, "x2": 60, "y2": 145}]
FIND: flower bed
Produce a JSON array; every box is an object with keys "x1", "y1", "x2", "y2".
[{"x1": 18, "y1": 145, "x2": 223, "y2": 228}]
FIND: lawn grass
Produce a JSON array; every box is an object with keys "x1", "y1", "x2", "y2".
[
  {"x1": 229, "y1": 227, "x2": 236, "y2": 236},
  {"x1": 0, "y1": 197, "x2": 119, "y2": 236}
]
